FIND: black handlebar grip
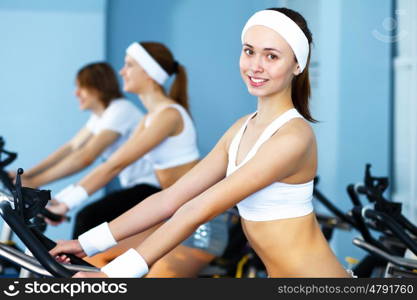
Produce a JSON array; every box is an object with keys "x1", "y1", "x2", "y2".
[
  {"x1": 355, "y1": 184, "x2": 367, "y2": 194},
  {"x1": 65, "y1": 253, "x2": 94, "y2": 267},
  {"x1": 36, "y1": 231, "x2": 94, "y2": 268},
  {"x1": 40, "y1": 208, "x2": 70, "y2": 222}
]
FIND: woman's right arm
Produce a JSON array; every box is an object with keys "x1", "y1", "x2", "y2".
[{"x1": 22, "y1": 128, "x2": 92, "y2": 179}]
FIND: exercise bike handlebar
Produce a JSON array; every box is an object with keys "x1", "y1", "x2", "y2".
[
  {"x1": 0, "y1": 136, "x2": 17, "y2": 169},
  {"x1": 40, "y1": 207, "x2": 70, "y2": 222},
  {"x1": 0, "y1": 200, "x2": 75, "y2": 277},
  {"x1": 362, "y1": 208, "x2": 417, "y2": 256},
  {"x1": 353, "y1": 237, "x2": 417, "y2": 270},
  {"x1": 0, "y1": 150, "x2": 17, "y2": 169},
  {"x1": 0, "y1": 188, "x2": 69, "y2": 223},
  {"x1": 0, "y1": 185, "x2": 95, "y2": 277},
  {"x1": 0, "y1": 242, "x2": 99, "y2": 277}
]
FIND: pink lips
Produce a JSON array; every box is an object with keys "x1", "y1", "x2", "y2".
[{"x1": 248, "y1": 76, "x2": 268, "y2": 87}]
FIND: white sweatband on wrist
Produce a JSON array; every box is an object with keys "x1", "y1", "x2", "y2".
[
  {"x1": 101, "y1": 248, "x2": 149, "y2": 278},
  {"x1": 55, "y1": 185, "x2": 88, "y2": 210},
  {"x1": 241, "y1": 10, "x2": 309, "y2": 72},
  {"x1": 54, "y1": 184, "x2": 75, "y2": 200},
  {"x1": 126, "y1": 42, "x2": 169, "y2": 85},
  {"x1": 78, "y1": 222, "x2": 117, "y2": 257}
]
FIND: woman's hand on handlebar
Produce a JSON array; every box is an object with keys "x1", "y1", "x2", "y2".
[
  {"x1": 49, "y1": 239, "x2": 86, "y2": 260},
  {"x1": 45, "y1": 202, "x2": 69, "y2": 226},
  {"x1": 73, "y1": 271, "x2": 108, "y2": 278},
  {"x1": 49, "y1": 198, "x2": 60, "y2": 205}
]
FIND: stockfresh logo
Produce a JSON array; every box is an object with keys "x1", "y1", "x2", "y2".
[{"x1": 3, "y1": 281, "x2": 20, "y2": 297}]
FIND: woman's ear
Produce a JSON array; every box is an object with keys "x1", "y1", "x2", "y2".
[{"x1": 293, "y1": 64, "x2": 302, "y2": 76}]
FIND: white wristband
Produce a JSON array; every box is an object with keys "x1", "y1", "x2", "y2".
[
  {"x1": 78, "y1": 222, "x2": 117, "y2": 257},
  {"x1": 55, "y1": 185, "x2": 88, "y2": 210},
  {"x1": 54, "y1": 184, "x2": 75, "y2": 200},
  {"x1": 101, "y1": 248, "x2": 149, "y2": 278}
]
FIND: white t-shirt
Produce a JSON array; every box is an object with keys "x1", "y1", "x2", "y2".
[{"x1": 85, "y1": 99, "x2": 159, "y2": 188}]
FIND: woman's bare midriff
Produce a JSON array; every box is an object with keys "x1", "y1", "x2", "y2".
[
  {"x1": 241, "y1": 212, "x2": 350, "y2": 277},
  {"x1": 156, "y1": 160, "x2": 199, "y2": 188}
]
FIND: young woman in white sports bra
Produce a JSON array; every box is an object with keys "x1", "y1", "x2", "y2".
[{"x1": 51, "y1": 8, "x2": 350, "y2": 278}]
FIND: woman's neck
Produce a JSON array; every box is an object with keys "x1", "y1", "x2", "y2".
[
  {"x1": 137, "y1": 86, "x2": 174, "y2": 113},
  {"x1": 255, "y1": 87, "x2": 294, "y2": 125},
  {"x1": 91, "y1": 101, "x2": 106, "y2": 116}
]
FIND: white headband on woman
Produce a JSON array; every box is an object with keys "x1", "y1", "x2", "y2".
[
  {"x1": 241, "y1": 10, "x2": 309, "y2": 72},
  {"x1": 126, "y1": 42, "x2": 169, "y2": 85}
]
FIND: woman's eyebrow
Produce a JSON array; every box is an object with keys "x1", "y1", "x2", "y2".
[
  {"x1": 263, "y1": 47, "x2": 281, "y2": 53},
  {"x1": 243, "y1": 43, "x2": 281, "y2": 54},
  {"x1": 243, "y1": 43, "x2": 253, "y2": 48}
]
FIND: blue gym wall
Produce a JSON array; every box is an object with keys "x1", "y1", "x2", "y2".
[
  {"x1": 0, "y1": 0, "x2": 107, "y2": 242},
  {"x1": 335, "y1": 0, "x2": 392, "y2": 263},
  {"x1": 0, "y1": 0, "x2": 393, "y2": 269}
]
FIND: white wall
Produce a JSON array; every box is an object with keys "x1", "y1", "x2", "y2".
[{"x1": 393, "y1": 0, "x2": 417, "y2": 223}]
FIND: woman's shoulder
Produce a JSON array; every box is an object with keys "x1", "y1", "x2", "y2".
[
  {"x1": 156, "y1": 103, "x2": 183, "y2": 120},
  {"x1": 271, "y1": 117, "x2": 315, "y2": 149},
  {"x1": 282, "y1": 117, "x2": 314, "y2": 137},
  {"x1": 146, "y1": 103, "x2": 183, "y2": 129}
]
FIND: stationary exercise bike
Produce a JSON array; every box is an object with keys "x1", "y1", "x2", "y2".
[
  {"x1": 0, "y1": 137, "x2": 79, "y2": 276},
  {"x1": 0, "y1": 161, "x2": 99, "y2": 277},
  {"x1": 348, "y1": 164, "x2": 417, "y2": 277}
]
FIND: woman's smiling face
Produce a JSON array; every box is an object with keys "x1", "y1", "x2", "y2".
[{"x1": 239, "y1": 25, "x2": 300, "y2": 98}]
